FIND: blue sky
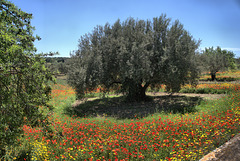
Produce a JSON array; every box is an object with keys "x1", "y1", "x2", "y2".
[{"x1": 10, "y1": 0, "x2": 240, "y2": 57}]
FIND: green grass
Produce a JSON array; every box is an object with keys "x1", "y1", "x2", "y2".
[
  {"x1": 51, "y1": 79, "x2": 230, "y2": 123},
  {"x1": 50, "y1": 79, "x2": 235, "y2": 122},
  {"x1": 179, "y1": 87, "x2": 229, "y2": 94}
]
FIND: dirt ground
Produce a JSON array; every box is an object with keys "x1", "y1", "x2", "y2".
[
  {"x1": 200, "y1": 133, "x2": 240, "y2": 161},
  {"x1": 146, "y1": 92, "x2": 226, "y2": 100}
]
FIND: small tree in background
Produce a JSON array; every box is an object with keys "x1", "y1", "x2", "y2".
[
  {"x1": 0, "y1": 0, "x2": 53, "y2": 158},
  {"x1": 200, "y1": 46, "x2": 236, "y2": 81},
  {"x1": 236, "y1": 57, "x2": 240, "y2": 69},
  {"x1": 68, "y1": 15, "x2": 200, "y2": 101}
]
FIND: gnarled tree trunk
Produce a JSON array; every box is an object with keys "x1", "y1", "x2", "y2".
[
  {"x1": 126, "y1": 82, "x2": 149, "y2": 102},
  {"x1": 211, "y1": 72, "x2": 216, "y2": 81}
]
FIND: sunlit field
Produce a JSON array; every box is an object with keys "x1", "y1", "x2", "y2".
[
  {"x1": 148, "y1": 82, "x2": 239, "y2": 94},
  {"x1": 9, "y1": 74, "x2": 240, "y2": 161},
  {"x1": 3, "y1": 0, "x2": 240, "y2": 160},
  {"x1": 180, "y1": 83, "x2": 239, "y2": 94},
  {"x1": 199, "y1": 71, "x2": 240, "y2": 81}
]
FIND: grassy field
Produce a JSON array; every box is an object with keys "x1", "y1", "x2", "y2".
[{"x1": 7, "y1": 72, "x2": 240, "y2": 161}]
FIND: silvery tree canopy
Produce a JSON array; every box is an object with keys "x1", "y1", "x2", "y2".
[{"x1": 68, "y1": 14, "x2": 200, "y2": 101}]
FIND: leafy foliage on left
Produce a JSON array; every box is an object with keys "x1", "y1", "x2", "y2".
[{"x1": 0, "y1": 0, "x2": 54, "y2": 158}]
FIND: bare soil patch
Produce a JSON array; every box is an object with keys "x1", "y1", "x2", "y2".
[{"x1": 147, "y1": 92, "x2": 226, "y2": 100}]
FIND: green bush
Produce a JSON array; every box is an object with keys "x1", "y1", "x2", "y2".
[
  {"x1": 199, "y1": 77, "x2": 237, "y2": 82},
  {"x1": 0, "y1": 0, "x2": 53, "y2": 158}
]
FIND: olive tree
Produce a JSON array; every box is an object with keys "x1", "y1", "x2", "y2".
[
  {"x1": 200, "y1": 46, "x2": 236, "y2": 81},
  {"x1": 0, "y1": 0, "x2": 53, "y2": 157},
  {"x1": 68, "y1": 15, "x2": 200, "y2": 101}
]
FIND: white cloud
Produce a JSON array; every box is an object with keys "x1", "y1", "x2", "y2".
[
  {"x1": 222, "y1": 48, "x2": 240, "y2": 52},
  {"x1": 199, "y1": 47, "x2": 240, "y2": 52}
]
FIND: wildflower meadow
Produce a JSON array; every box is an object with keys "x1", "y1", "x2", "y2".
[
  {"x1": 2, "y1": 1, "x2": 240, "y2": 160},
  {"x1": 199, "y1": 71, "x2": 240, "y2": 81},
  {"x1": 6, "y1": 77, "x2": 240, "y2": 161}
]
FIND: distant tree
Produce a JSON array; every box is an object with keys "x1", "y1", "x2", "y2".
[
  {"x1": 45, "y1": 56, "x2": 60, "y2": 75},
  {"x1": 44, "y1": 56, "x2": 70, "y2": 75},
  {"x1": 68, "y1": 15, "x2": 200, "y2": 101},
  {"x1": 57, "y1": 61, "x2": 69, "y2": 74},
  {"x1": 200, "y1": 47, "x2": 236, "y2": 81},
  {"x1": 236, "y1": 57, "x2": 240, "y2": 69},
  {"x1": 223, "y1": 50, "x2": 237, "y2": 71},
  {"x1": 0, "y1": 0, "x2": 53, "y2": 157}
]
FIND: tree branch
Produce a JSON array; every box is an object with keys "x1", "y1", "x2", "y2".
[
  {"x1": 109, "y1": 81, "x2": 122, "y2": 86},
  {"x1": 143, "y1": 82, "x2": 150, "y2": 90}
]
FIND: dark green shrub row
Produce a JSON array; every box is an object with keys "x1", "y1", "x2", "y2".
[{"x1": 199, "y1": 77, "x2": 238, "y2": 82}]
